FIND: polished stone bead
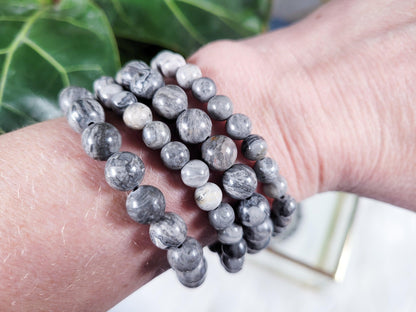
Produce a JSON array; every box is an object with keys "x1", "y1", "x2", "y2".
[
  {"x1": 222, "y1": 239, "x2": 247, "y2": 259},
  {"x1": 222, "y1": 164, "x2": 258, "y2": 200},
  {"x1": 81, "y1": 122, "x2": 121, "y2": 160},
  {"x1": 180, "y1": 160, "x2": 209, "y2": 188},
  {"x1": 176, "y1": 109, "x2": 212, "y2": 144},
  {"x1": 237, "y1": 193, "x2": 270, "y2": 227},
  {"x1": 194, "y1": 182, "x2": 222, "y2": 211},
  {"x1": 105, "y1": 151, "x2": 145, "y2": 191},
  {"x1": 96, "y1": 83, "x2": 124, "y2": 108},
  {"x1": 93, "y1": 76, "x2": 115, "y2": 94},
  {"x1": 123, "y1": 102, "x2": 153, "y2": 130},
  {"x1": 130, "y1": 68, "x2": 165, "y2": 99},
  {"x1": 152, "y1": 85, "x2": 187, "y2": 119},
  {"x1": 176, "y1": 257, "x2": 207, "y2": 288},
  {"x1": 66, "y1": 98, "x2": 104, "y2": 133},
  {"x1": 149, "y1": 212, "x2": 187, "y2": 249},
  {"x1": 217, "y1": 223, "x2": 243, "y2": 244},
  {"x1": 272, "y1": 213, "x2": 292, "y2": 227},
  {"x1": 125, "y1": 60, "x2": 149, "y2": 70},
  {"x1": 116, "y1": 61, "x2": 149, "y2": 87},
  {"x1": 272, "y1": 225, "x2": 285, "y2": 237},
  {"x1": 273, "y1": 194, "x2": 297, "y2": 217},
  {"x1": 150, "y1": 50, "x2": 173, "y2": 70},
  {"x1": 220, "y1": 253, "x2": 244, "y2": 273},
  {"x1": 246, "y1": 236, "x2": 271, "y2": 254},
  {"x1": 176, "y1": 64, "x2": 202, "y2": 89},
  {"x1": 201, "y1": 135, "x2": 237, "y2": 171},
  {"x1": 109, "y1": 91, "x2": 137, "y2": 114},
  {"x1": 167, "y1": 237, "x2": 203, "y2": 272},
  {"x1": 241, "y1": 134, "x2": 268, "y2": 161},
  {"x1": 142, "y1": 121, "x2": 171, "y2": 150},
  {"x1": 254, "y1": 157, "x2": 279, "y2": 183},
  {"x1": 160, "y1": 141, "x2": 190, "y2": 170},
  {"x1": 59, "y1": 86, "x2": 93, "y2": 114},
  {"x1": 191, "y1": 77, "x2": 216, "y2": 102},
  {"x1": 244, "y1": 218, "x2": 273, "y2": 242},
  {"x1": 207, "y1": 95, "x2": 233, "y2": 121},
  {"x1": 151, "y1": 50, "x2": 186, "y2": 77},
  {"x1": 208, "y1": 202, "x2": 235, "y2": 231},
  {"x1": 126, "y1": 185, "x2": 165, "y2": 224},
  {"x1": 263, "y1": 175, "x2": 288, "y2": 199},
  {"x1": 226, "y1": 113, "x2": 252, "y2": 140}
]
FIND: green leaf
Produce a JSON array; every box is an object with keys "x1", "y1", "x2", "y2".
[{"x1": 0, "y1": 0, "x2": 120, "y2": 133}]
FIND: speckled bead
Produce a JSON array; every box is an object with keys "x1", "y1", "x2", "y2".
[
  {"x1": 201, "y1": 135, "x2": 237, "y2": 171},
  {"x1": 130, "y1": 68, "x2": 165, "y2": 99},
  {"x1": 176, "y1": 109, "x2": 212, "y2": 144},
  {"x1": 263, "y1": 175, "x2": 288, "y2": 199},
  {"x1": 66, "y1": 98, "x2": 104, "y2": 133},
  {"x1": 272, "y1": 214, "x2": 292, "y2": 227},
  {"x1": 222, "y1": 239, "x2": 247, "y2": 259},
  {"x1": 167, "y1": 237, "x2": 203, "y2": 272},
  {"x1": 226, "y1": 113, "x2": 252, "y2": 140},
  {"x1": 246, "y1": 236, "x2": 271, "y2": 254},
  {"x1": 160, "y1": 141, "x2": 190, "y2": 170},
  {"x1": 176, "y1": 257, "x2": 207, "y2": 288},
  {"x1": 220, "y1": 254, "x2": 244, "y2": 273},
  {"x1": 152, "y1": 85, "x2": 187, "y2": 119},
  {"x1": 104, "y1": 151, "x2": 145, "y2": 191},
  {"x1": 93, "y1": 76, "x2": 115, "y2": 95},
  {"x1": 207, "y1": 95, "x2": 233, "y2": 121},
  {"x1": 222, "y1": 164, "x2": 258, "y2": 200},
  {"x1": 180, "y1": 160, "x2": 210, "y2": 188},
  {"x1": 217, "y1": 223, "x2": 243, "y2": 245},
  {"x1": 191, "y1": 77, "x2": 216, "y2": 102},
  {"x1": 116, "y1": 61, "x2": 149, "y2": 87},
  {"x1": 109, "y1": 91, "x2": 137, "y2": 114},
  {"x1": 176, "y1": 64, "x2": 202, "y2": 89},
  {"x1": 142, "y1": 121, "x2": 171, "y2": 150},
  {"x1": 208, "y1": 202, "x2": 235, "y2": 231},
  {"x1": 126, "y1": 185, "x2": 165, "y2": 224},
  {"x1": 123, "y1": 102, "x2": 153, "y2": 130},
  {"x1": 194, "y1": 182, "x2": 222, "y2": 211},
  {"x1": 272, "y1": 194, "x2": 297, "y2": 217},
  {"x1": 151, "y1": 50, "x2": 186, "y2": 77},
  {"x1": 59, "y1": 86, "x2": 93, "y2": 114},
  {"x1": 241, "y1": 134, "x2": 268, "y2": 160},
  {"x1": 96, "y1": 83, "x2": 124, "y2": 108},
  {"x1": 81, "y1": 122, "x2": 121, "y2": 160},
  {"x1": 237, "y1": 193, "x2": 270, "y2": 227},
  {"x1": 244, "y1": 218, "x2": 273, "y2": 242},
  {"x1": 254, "y1": 157, "x2": 279, "y2": 183},
  {"x1": 149, "y1": 212, "x2": 187, "y2": 249}
]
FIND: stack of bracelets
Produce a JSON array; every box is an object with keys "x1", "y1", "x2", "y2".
[{"x1": 58, "y1": 50, "x2": 298, "y2": 288}]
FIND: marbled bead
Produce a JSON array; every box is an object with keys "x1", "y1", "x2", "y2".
[
  {"x1": 159, "y1": 53, "x2": 186, "y2": 77},
  {"x1": 208, "y1": 202, "x2": 235, "y2": 231},
  {"x1": 241, "y1": 134, "x2": 268, "y2": 161},
  {"x1": 217, "y1": 223, "x2": 243, "y2": 245},
  {"x1": 254, "y1": 157, "x2": 279, "y2": 183},
  {"x1": 220, "y1": 254, "x2": 244, "y2": 273},
  {"x1": 176, "y1": 109, "x2": 212, "y2": 144},
  {"x1": 237, "y1": 193, "x2": 270, "y2": 227},
  {"x1": 272, "y1": 194, "x2": 297, "y2": 217},
  {"x1": 244, "y1": 218, "x2": 273, "y2": 242},
  {"x1": 263, "y1": 175, "x2": 288, "y2": 199},
  {"x1": 130, "y1": 68, "x2": 165, "y2": 99},
  {"x1": 272, "y1": 225, "x2": 285, "y2": 236},
  {"x1": 123, "y1": 102, "x2": 153, "y2": 130},
  {"x1": 109, "y1": 91, "x2": 137, "y2": 114},
  {"x1": 104, "y1": 151, "x2": 145, "y2": 191},
  {"x1": 272, "y1": 213, "x2": 292, "y2": 227},
  {"x1": 59, "y1": 86, "x2": 93, "y2": 114},
  {"x1": 191, "y1": 77, "x2": 216, "y2": 102},
  {"x1": 222, "y1": 239, "x2": 247, "y2": 259},
  {"x1": 176, "y1": 64, "x2": 202, "y2": 89},
  {"x1": 125, "y1": 60, "x2": 149, "y2": 70},
  {"x1": 152, "y1": 85, "x2": 187, "y2": 119},
  {"x1": 142, "y1": 121, "x2": 171, "y2": 150},
  {"x1": 126, "y1": 185, "x2": 165, "y2": 224},
  {"x1": 246, "y1": 236, "x2": 271, "y2": 254},
  {"x1": 201, "y1": 135, "x2": 237, "y2": 171},
  {"x1": 222, "y1": 164, "x2": 258, "y2": 200},
  {"x1": 207, "y1": 95, "x2": 233, "y2": 121},
  {"x1": 167, "y1": 237, "x2": 203, "y2": 272},
  {"x1": 160, "y1": 141, "x2": 190, "y2": 170},
  {"x1": 116, "y1": 61, "x2": 149, "y2": 87},
  {"x1": 180, "y1": 160, "x2": 210, "y2": 188},
  {"x1": 176, "y1": 257, "x2": 207, "y2": 288},
  {"x1": 149, "y1": 212, "x2": 187, "y2": 250},
  {"x1": 93, "y1": 76, "x2": 115, "y2": 94},
  {"x1": 150, "y1": 50, "x2": 173, "y2": 70},
  {"x1": 96, "y1": 83, "x2": 124, "y2": 108},
  {"x1": 66, "y1": 98, "x2": 104, "y2": 133},
  {"x1": 81, "y1": 122, "x2": 121, "y2": 160},
  {"x1": 194, "y1": 182, "x2": 222, "y2": 211},
  {"x1": 226, "y1": 113, "x2": 252, "y2": 140}
]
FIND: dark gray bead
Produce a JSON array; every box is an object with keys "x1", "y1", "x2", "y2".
[
  {"x1": 176, "y1": 64, "x2": 202, "y2": 89},
  {"x1": 81, "y1": 122, "x2": 121, "y2": 160},
  {"x1": 191, "y1": 77, "x2": 216, "y2": 102},
  {"x1": 59, "y1": 86, "x2": 93, "y2": 114},
  {"x1": 254, "y1": 157, "x2": 279, "y2": 183},
  {"x1": 180, "y1": 160, "x2": 210, "y2": 188},
  {"x1": 201, "y1": 135, "x2": 237, "y2": 171},
  {"x1": 217, "y1": 223, "x2": 243, "y2": 244},
  {"x1": 271, "y1": 200, "x2": 292, "y2": 228},
  {"x1": 160, "y1": 141, "x2": 190, "y2": 170},
  {"x1": 263, "y1": 175, "x2": 288, "y2": 199},
  {"x1": 123, "y1": 102, "x2": 153, "y2": 130},
  {"x1": 116, "y1": 61, "x2": 149, "y2": 87},
  {"x1": 142, "y1": 121, "x2": 171, "y2": 150},
  {"x1": 149, "y1": 212, "x2": 187, "y2": 249},
  {"x1": 152, "y1": 85, "x2": 188, "y2": 119},
  {"x1": 220, "y1": 253, "x2": 244, "y2": 273},
  {"x1": 208, "y1": 202, "x2": 235, "y2": 230},
  {"x1": 126, "y1": 185, "x2": 165, "y2": 224},
  {"x1": 130, "y1": 68, "x2": 165, "y2": 99},
  {"x1": 246, "y1": 236, "x2": 271, "y2": 254},
  {"x1": 244, "y1": 218, "x2": 273, "y2": 242},
  {"x1": 176, "y1": 109, "x2": 212, "y2": 144},
  {"x1": 105, "y1": 151, "x2": 145, "y2": 191},
  {"x1": 241, "y1": 134, "x2": 268, "y2": 161},
  {"x1": 96, "y1": 83, "x2": 124, "y2": 108},
  {"x1": 167, "y1": 237, "x2": 203, "y2": 272},
  {"x1": 272, "y1": 194, "x2": 297, "y2": 217},
  {"x1": 272, "y1": 225, "x2": 285, "y2": 237},
  {"x1": 207, "y1": 95, "x2": 233, "y2": 121},
  {"x1": 109, "y1": 91, "x2": 137, "y2": 114},
  {"x1": 222, "y1": 164, "x2": 258, "y2": 200},
  {"x1": 226, "y1": 113, "x2": 252, "y2": 140},
  {"x1": 176, "y1": 257, "x2": 207, "y2": 288},
  {"x1": 194, "y1": 182, "x2": 222, "y2": 211},
  {"x1": 93, "y1": 76, "x2": 115, "y2": 95},
  {"x1": 67, "y1": 98, "x2": 104, "y2": 133},
  {"x1": 237, "y1": 193, "x2": 270, "y2": 227},
  {"x1": 222, "y1": 239, "x2": 247, "y2": 259}
]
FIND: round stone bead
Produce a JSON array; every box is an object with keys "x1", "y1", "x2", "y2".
[
  {"x1": 125, "y1": 60, "x2": 149, "y2": 70},
  {"x1": 176, "y1": 257, "x2": 207, "y2": 288},
  {"x1": 194, "y1": 182, "x2": 222, "y2": 211},
  {"x1": 272, "y1": 214, "x2": 292, "y2": 227},
  {"x1": 93, "y1": 76, "x2": 115, "y2": 95},
  {"x1": 104, "y1": 151, "x2": 145, "y2": 191},
  {"x1": 222, "y1": 164, "x2": 258, "y2": 200},
  {"x1": 254, "y1": 157, "x2": 279, "y2": 183},
  {"x1": 142, "y1": 121, "x2": 171, "y2": 150},
  {"x1": 217, "y1": 223, "x2": 243, "y2": 245},
  {"x1": 180, "y1": 160, "x2": 210, "y2": 188},
  {"x1": 149, "y1": 212, "x2": 187, "y2": 249},
  {"x1": 244, "y1": 217, "x2": 273, "y2": 242},
  {"x1": 96, "y1": 83, "x2": 124, "y2": 108},
  {"x1": 220, "y1": 254, "x2": 244, "y2": 273},
  {"x1": 226, "y1": 113, "x2": 252, "y2": 140},
  {"x1": 263, "y1": 175, "x2": 288, "y2": 199},
  {"x1": 81, "y1": 122, "x2": 121, "y2": 160},
  {"x1": 150, "y1": 50, "x2": 173, "y2": 70},
  {"x1": 272, "y1": 194, "x2": 297, "y2": 217},
  {"x1": 160, "y1": 141, "x2": 190, "y2": 170},
  {"x1": 152, "y1": 85, "x2": 187, "y2": 119},
  {"x1": 123, "y1": 102, "x2": 153, "y2": 130},
  {"x1": 207, "y1": 95, "x2": 233, "y2": 121},
  {"x1": 176, "y1": 109, "x2": 212, "y2": 144},
  {"x1": 130, "y1": 68, "x2": 165, "y2": 99},
  {"x1": 272, "y1": 225, "x2": 285, "y2": 237},
  {"x1": 109, "y1": 91, "x2": 137, "y2": 114},
  {"x1": 159, "y1": 53, "x2": 186, "y2": 77},
  {"x1": 222, "y1": 239, "x2": 247, "y2": 259},
  {"x1": 191, "y1": 77, "x2": 216, "y2": 102},
  {"x1": 176, "y1": 64, "x2": 202, "y2": 89},
  {"x1": 59, "y1": 86, "x2": 93, "y2": 114},
  {"x1": 208, "y1": 202, "x2": 235, "y2": 231},
  {"x1": 237, "y1": 193, "x2": 270, "y2": 227},
  {"x1": 66, "y1": 98, "x2": 104, "y2": 133},
  {"x1": 201, "y1": 135, "x2": 237, "y2": 171},
  {"x1": 126, "y1": 185, "x2": 165, "y2": 224},
  {"x1": 167, "y1": 237, "x2": 203, "y2": 272},
  {"x1": 246, "y1": 236, "x2": 271, "y2": 254},
  {"x1": 241, "y1": 134, "x2": 268, "y2": 161},
  {"x1": 116, "y1": 61, "x2": 149, "y2": 87}
]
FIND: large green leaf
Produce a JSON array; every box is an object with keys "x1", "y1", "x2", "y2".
[
  {"x1": 0, "y1": 0, "x2": 120, "y2": 133},
  {"x1": 95, "y1": 0, "x2": 271, "y2": 57}
]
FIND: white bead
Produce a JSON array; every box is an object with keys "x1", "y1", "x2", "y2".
[
  {"x1": 176, "y1": 64, "x2": 202, "y2": 89},
  {"x1": 123, "y1": 102, "x2": 153, "y2": 130},
  {"x1": 194, "y1": 182, "x2": 222, "y2": 211}
]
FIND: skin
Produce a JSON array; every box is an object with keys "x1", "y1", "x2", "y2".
[{"x1": 0, "y1": 0, "x2": 415, "y2": 310}]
